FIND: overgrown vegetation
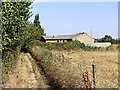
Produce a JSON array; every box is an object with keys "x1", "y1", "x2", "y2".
[
  {"x1": 23, "y1": 40, "x2": 94, "y2": 88},
  {"x1": 25, "y1": 39, "x2": 116, "y2": 53},
  {"x1": 25, "y1": 40, "x2": 86, "y2": 52},
  {"x1": 29, "y1": 46, "x2": 87, "y2": 88},
  {"x1": 2, "y1": 1, "x2": 46, "y2": 67},
  {"x1": 2, "y1": 2, "x2": 47, "y2": 86}
]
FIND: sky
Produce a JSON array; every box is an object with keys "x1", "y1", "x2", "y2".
[{"x1": 29, "y1": 2, "x2": 118, "y2": 39}]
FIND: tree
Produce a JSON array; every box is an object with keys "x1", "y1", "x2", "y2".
[
  {"x1": 104, "y1": 35, "x2": 112, "y2": 42},
  {"x1": 2, "y1": 2, "x2": 33, "y2": 49},
  {"x1": 97, "y1": 35, "x2": 118, "y2": 44},
  {"x1": 34, "y1": 13, "x2": 46, "y2": 36},
  {"x1": 34, "y1": 14, "x2": 41, "y2": 28}
]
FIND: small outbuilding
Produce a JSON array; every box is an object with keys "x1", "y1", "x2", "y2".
[{"x1": 41, "y1": 33, "x2": 95, "y2": 43}]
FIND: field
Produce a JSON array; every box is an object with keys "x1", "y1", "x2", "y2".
[
  {"x1": 4, "y1": 44, "x2": 118, "y2": 88},
  {"x1": 58, "y1": 49, "x2": 118, "y2": 88}
]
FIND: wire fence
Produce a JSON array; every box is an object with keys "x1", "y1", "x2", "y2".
[{"x1": 55, "y1": 51, "x2": 118, "y2": 88}]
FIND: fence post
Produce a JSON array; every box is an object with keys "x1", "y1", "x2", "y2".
[
  {"x1": 92, "y1": 64, "x2": 95, "y2": 89},
  {"x1": 68, "y1": 52, "x2": 69, "y2": 63},
  {"x1": 62, "y1": 54, "x2": 64, "y2": 63}
]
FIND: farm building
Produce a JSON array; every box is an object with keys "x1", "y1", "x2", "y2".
[
  {"x1": 84, "y1": 42, "x2": 111, "y2": 48},
  {"x1": 41, "y1": 33, "x2": 95, "y2": 43}
]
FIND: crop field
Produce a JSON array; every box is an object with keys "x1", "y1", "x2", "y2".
[{"x1": 58, "y1": 49, "x2": 118, "y2": 88}]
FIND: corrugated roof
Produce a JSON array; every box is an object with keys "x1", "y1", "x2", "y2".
[{"x1": 42, "y1": 34, "x2": 81, "y2": 40}]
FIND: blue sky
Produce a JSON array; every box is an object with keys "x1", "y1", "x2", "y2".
[{"x1": 29, "y1": 2, "x2": 118, "y2": 38}]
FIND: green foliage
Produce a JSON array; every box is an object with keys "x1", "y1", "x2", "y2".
[
  {"x1": 97, "y1": 35, "x2": 118, "y2": 44},
  {"x1": 2, "y1": 2, "x2": 33, "y2": 85},
  {"x1": 34, "y1": 13, "x2": 46, "y2": 36},
  {"x1": 2, "y1": 2, "x2": 32, "y2": 48},
  {"x1": 25, "y1": 39, "x2": 115, "y2": 52},
  {"x1": 25, "y1": 39, "x2": 115, "y2": 53},
  {"x1": 34, "y1": 14, "x2": 41, "y2": 28},
  {"x1": 20, "y1": 22, "x2": 46, "y2": 52},
  {"x1": 25, "y1": 40, "x2": 86, "y2": 52}
]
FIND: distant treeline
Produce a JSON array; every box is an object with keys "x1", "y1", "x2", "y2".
[{"x1": 95, "y1": 35, "x2": 118, "y2": 44}]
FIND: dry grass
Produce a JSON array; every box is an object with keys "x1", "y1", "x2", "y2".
[
  {"x1": 31, "y1": 46, "x2": 87, "y2": 88},
  {"x1": 28, "y1": 44, "x2": 118, "y2": 88},
  {"x1": 59, "y1": 49, "x2": 118, "y2": 88}
]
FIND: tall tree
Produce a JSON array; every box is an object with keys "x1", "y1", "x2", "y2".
[
  {"x1": 34, "y1": 14, "x2": 41, "y2": 28},
  {"x1": 34, "y1": 13, "x2": 46, "y2": 36},
  {"x1": 2, "y1": 2, "x2": 33, "y2": 48}
]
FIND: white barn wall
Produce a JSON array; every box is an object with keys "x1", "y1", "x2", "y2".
[{"x1": 84, "y1": 42, "x2": 111, "y2": 48}]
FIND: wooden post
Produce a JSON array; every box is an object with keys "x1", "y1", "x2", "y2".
[
  {"x1": 62, "y1": 54, "x2": 64, "y2": 63},
  {"x1": 68, "y1": 52, "x2": 69, "y2": 63},
  {"x1": 92, "y1": 64, "x2": 95, "y2": 89}
]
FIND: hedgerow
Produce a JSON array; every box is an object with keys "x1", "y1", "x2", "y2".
[{"x1": 25, "y1": 40, "x2": 86, "y2": 52}]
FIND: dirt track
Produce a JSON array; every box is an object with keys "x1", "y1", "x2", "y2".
[{"x1": 5, "y1": 53, "x2": 38, "y2": 88}]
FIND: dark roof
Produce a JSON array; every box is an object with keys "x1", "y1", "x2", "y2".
[{"x1": 42, "y1": 34, "x2": 81, "y2": 40}]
